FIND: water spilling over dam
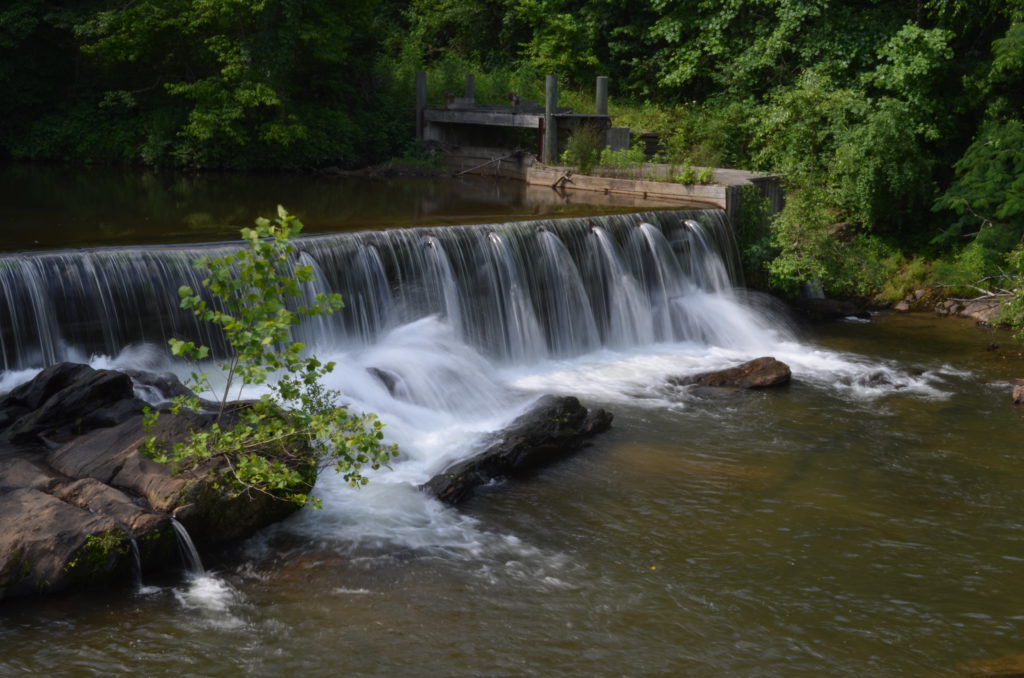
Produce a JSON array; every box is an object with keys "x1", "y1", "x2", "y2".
[{"x1": 0, "y1": 210, "x2": 744, "y2": 371}]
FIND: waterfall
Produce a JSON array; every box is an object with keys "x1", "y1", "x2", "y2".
[
  {"x1": 128, "y1": 535, "x2": 143, "y2": 589},
  {"x1": 0, "y1": 209, "x2": 741, "y2": 371},
  {"x1": 170, "y1": 518, "x2": 205, "y2": 576}
]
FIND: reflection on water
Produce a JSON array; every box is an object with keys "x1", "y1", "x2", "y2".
[
  {"x1": 0, "y1": 163, "x2": 647, "y2": 252},
  {"x1": 2, "y1": 314, "x2": 1024, "y2": 678}
]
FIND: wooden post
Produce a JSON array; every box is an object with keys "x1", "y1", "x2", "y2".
[
  {"x1": 595, "y1": 76, "x2": 608, "y2": 116},
  {"x1": 415, "y1": 71, "x2": 427, "y2": 139},
  {"x1": 464, "y1": 74, "x2": 475, "y2": 103},
  {"x1": 543, "y1": 75, "x2": 558, "y2": 164}
]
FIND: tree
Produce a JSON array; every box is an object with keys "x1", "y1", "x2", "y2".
[
  {"x1": 1, "y1": 0, "x2": 404, "y2": 168},
  {"x1": 145, "y1": 206, "x2": 397, "y2": 507},
  {"x1": 935, "y1": 18, "x2": 1024, "y2": 243}
]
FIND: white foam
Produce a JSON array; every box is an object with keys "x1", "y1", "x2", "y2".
[
  {"x1": 0, "y1": 306, "x2": 964, "y2": 567},
  {"x1": 172, "y1": 573, "x2": 247, "y2": 630}
]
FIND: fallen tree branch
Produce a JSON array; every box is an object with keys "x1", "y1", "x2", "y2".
[{"x1": 934, "y1": 284, "x2": 1014, "y2": 298}]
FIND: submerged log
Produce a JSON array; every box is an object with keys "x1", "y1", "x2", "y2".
[
  {"x1": 0, "y1": 363, "x2": 301, "y2": 601},
  {"x1": 422, "y1": 394, "x2": 613, "y2": 505}
]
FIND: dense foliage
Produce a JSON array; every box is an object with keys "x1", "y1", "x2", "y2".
[
  {"x1": 2, "y1": 1, "x2": 1023, "y2": 310},
  {"x1": 0, "y1": 0, "x2": 407, "y2": 168},
  {"x1": 397, "y1": 0, "x2": 1024, "y2": 300}
]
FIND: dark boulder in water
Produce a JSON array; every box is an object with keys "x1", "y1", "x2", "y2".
[
  {"x1": 422, "y1": 394, "x2": 613, "y2": 505},
  {"x1": 668, "y1": 356, "x2": 792, "y2": 390},
  {"x1": 0, "y1": 363, "x2": 145, "y2": 445},
  {"x1": 366, "y1": 367, "x2": 403, "y2": 397},
  {"x1": 0, "y1": 363, "x2": 301, "y2": 602},
  {"x1": 789, "y1": 297, "x2": 867, "y2": 321}
]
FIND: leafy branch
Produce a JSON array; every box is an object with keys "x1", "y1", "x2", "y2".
[{"x1": 144, "y1": 206, "x2": 397, "y2": 506}]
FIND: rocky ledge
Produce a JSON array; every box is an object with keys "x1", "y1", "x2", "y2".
[
  {"x1": 422, "y1": 395, "x2": 613, "y2": 505},
  {"x1": 0, "y1": 363, "x2": 300, "y2": 601}
]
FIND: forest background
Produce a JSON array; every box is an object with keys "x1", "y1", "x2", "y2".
[{"x1": 2, "y1": 0, "x2": 1022, "y2": 316}]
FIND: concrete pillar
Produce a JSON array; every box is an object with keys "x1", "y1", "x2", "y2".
[
  {"x1": 544, "y1": 75, "x2": 558, "y2": 164},
  {"x1": 415, "y1": 71, "x2": 427, "y2": 139},
  {"x1": 595, "y1": 76, "x2": 608, "y2": 116},
  {"x1": 607, "y1": 127, "x2": 630, "y2": 151},
  {"x1": 464, "y1": 74, "x2": 475, "y2": 102}
]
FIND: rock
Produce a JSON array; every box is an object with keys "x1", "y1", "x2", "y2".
[
  {"x1": 0, "y1": 363, "x2": 94, "y2": 411},
  {"x1": 0, "y1": 363, "x2": 305, "y2": 601},
  {"x1": 422, "y1": 395, "x2": 613, "y2": 505},
  {"x1": 788, "y1": 298, "x2": 866, "y2": 321},
  {"x1": 1013, "y1": 384, "x2": 1024, "y2": 405},
  {"x1": 959, "y1": 298, "x2": 1003, "y2": 324},
  {"x1": 0, "y1": 405, "x2": 27, "y2": 432},
  {"x1": 0, "y1": 487, "x2": 124, "y2": 598},
  {"x1": 122, "y1": 369, "x2": 196, "y2": 404},
  {"x1": 47, "y1": 410, "x2": 201, "y2": 492},
  {"x1": 0, "y1": 459, "x2": 59, "y2": 492},
  {"x1": 366, "y1": 367, "x2": 402, "y2": 397},
  {"x1": 2, "y1": 367, "x2": 143, "y2": 445},
  {"x1": 935, "y1": 299, "x2": 961, "y2": 316},
  {"x1": 853, "y1": 370, "x2": 902, "y2": 389},
  {"x1": 55, "y1": 478, "x2": 167, "y2": 536},
  {"x1": 895, "y1": 287, "x2": 939, "y2": 312},
  {"x1": 933, "y1": 296, "x2": 1005, "y2": 324},
  {"x1": 669, "y1": 357, "x2": 792, "y2": 390}
]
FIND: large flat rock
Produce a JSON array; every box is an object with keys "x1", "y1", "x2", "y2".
[
  {"x1": 0, "y1": 488, "x2": 122, "y2": 598},
  {"x1": 0, "y1": 363, "x2": 303, "y2": 602}
]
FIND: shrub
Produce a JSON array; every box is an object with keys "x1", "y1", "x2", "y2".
[
  {"x1": 767, "y1": 187, "x2": 895, "y2": 298},
  {"x1": 144, "y1": 207, "x2": 397, "y2": 507},
  {"x1": 1002, "y1": 246, "x2": 1024, "y2": 343},
  {"x1": 734, "y1": 184, "x2": 775, "y2": 286},
  {"x1": 559, "y1": 123, "x2": 605, "y2": 173}
]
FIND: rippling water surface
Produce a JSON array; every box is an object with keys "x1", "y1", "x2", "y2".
[{"x1": 3, "y1": 313, "x2": 1023, "y2": 678}]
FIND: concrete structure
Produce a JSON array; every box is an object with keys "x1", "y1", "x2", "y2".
[
  {"x1": 543, "y1": 75, "x2": 559, "y2": 164},
  {"x1": 595, "y1": 76, "x2": 609, "y2": 116},
  {"x1": 413, "y1": 72, "x2": 783, "y2": 222},
  {"x1": 416, "y1": 73, "x2": 614, "y2": 169},
  {"x1": 526, "y1": 166, "x2": 783, "y2": 225}
]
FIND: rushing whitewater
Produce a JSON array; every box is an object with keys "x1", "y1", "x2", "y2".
[
  {"x1": 0, "y1": 210, "x2": 743, "y2": 370},
  {"x1": 0, "y1": 209, "x2": 961, "y2": 563}
]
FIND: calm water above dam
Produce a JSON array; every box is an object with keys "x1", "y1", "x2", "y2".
[
  {"x1": 0, "y1": 163, "x2": 642, "y2": 252},
  {"x1": 1, "y1": 166, "x2": 1023, "y2": 677}
]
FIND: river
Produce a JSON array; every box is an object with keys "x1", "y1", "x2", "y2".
[{"x1": 1, "y1": 166, "x2": 1022, "y2": 677}]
